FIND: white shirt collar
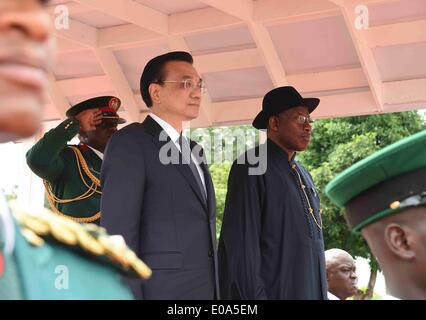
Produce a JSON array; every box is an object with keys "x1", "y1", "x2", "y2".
[
  {"x1": 149, "y1": 113, "x2": 181, "y2": 144},
  {"x1": 87, "y1": 145, "x2": 104, "y2": 160}
]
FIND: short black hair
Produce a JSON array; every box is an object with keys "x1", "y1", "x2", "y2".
[{"x1": 140, "y1": 51, "x2": 193, "y2": 108}]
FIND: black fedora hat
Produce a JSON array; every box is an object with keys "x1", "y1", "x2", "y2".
[{"x1": 252, "y1": 86, "x2": 320, "y2": 129}]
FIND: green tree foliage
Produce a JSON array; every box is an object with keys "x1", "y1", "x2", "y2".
[
  {"x1": 298, "y1": 111, "x2": 425, "y2": 272},
  {"x1": 209, "y1": 162, "x2": 232, "y2": 237}
]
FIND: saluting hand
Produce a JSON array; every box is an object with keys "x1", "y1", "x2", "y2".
[{"x1": 75, "y1": 109, "x2": 102, "y2": 132}]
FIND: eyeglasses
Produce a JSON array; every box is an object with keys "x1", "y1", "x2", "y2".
[
  {"x1": 294, "y1": 115, "x2": 314, "y2": 125},
  {"x1": 278, "y1": 114, "x2": 314, "y2": 125},
  {"x1": 155, "y1": 78, "x2": 206, "y2": 92}
]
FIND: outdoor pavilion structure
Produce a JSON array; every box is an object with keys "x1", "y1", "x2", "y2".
[
  {"x1": 43, "y1": 0, "x2": 426, "y2": 128},
  {"x1": 12, "y1": 0, "x2": 426, "y2": 210}
]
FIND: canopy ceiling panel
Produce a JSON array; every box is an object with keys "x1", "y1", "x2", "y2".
[
  {"x1": 71, "y1": 10, "x2": 128, "y2": 28},
  {"x1": 267, "y1": 15, "x2": 360, "y2": 74},
  {"x1": 184, "y1": 26, "x2": 256, "y2": 55},
  {"x1": 373, "y1": 42, "x2": 426, "y2": 82},
  {"x1": 43, "y1": 0, "x2": 426, "y2": 128},
  {"x1": 135, "y1": 0, "x2": 209, "y2": 14},
  {"x1": 203, "y1": 67, "x2": 274, "y2": 102},
  {"x1": 113, "y1": 44, "x2": 171, "y2": 92},
  {"x1": 368, "y1": 0, "x2": 426, "y2": 26},
  {"x1": 50, "y1": 0, "x2": 71, "y2": 4},
  {"x1": 53, "y1": 50, "x2": 105, "y2": 80}
]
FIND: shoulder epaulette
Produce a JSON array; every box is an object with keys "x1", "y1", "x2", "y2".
[{"x1": 9, "y1": 201, "x2": 151, "y2": 280}]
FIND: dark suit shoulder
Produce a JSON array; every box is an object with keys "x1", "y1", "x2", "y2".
[
  {"x1": 116, "y1": 122, "x2": 155, "y2": 140},
  {"x1": 103, "y1": 123, "x2": 155, "y2": 164},
  {"x1": 108, "y1": 122, "x2": 152, "y2": 146},
  {"x1": 115, "y1": 122, "x2": 145, "y2": 136}
]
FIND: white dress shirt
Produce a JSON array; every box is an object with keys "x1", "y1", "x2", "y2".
[{"x1": 149, "y1": 113, "x2": 206, "y2": 193}]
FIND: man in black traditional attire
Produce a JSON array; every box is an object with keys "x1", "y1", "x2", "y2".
[{"x1": 218, "y1": 86, "x2": 327, "y2": 300}]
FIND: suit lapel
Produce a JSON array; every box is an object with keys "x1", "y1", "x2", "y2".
[{"x1": 142, "y1": 116, "x2": 208, "y2": 211}]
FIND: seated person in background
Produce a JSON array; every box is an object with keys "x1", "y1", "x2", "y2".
[{"x1": 325, "y1": 248, "x2": 358, "y2": 300}]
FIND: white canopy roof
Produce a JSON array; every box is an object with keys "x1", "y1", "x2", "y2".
[{"x1": 44, "y1": 0, "x2": 426, "y2": 127}]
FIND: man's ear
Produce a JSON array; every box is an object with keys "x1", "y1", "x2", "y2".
[
  {"x1": 384, "y1": 223, "x2": 415, "y2": 260},
  {"x1": 267, "y1": 116, "x2": 279, "y2": 132},
  {"x1": 149, "y1": 83, "x2": 161, "y2": 105}
]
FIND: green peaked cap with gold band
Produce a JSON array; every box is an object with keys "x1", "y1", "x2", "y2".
[
  {"x1": 325, "y1": 130, "x2": 426, "y2": 233},
  {"x1": 66, "y1": 96, "x2": 126, "y2": 125}
]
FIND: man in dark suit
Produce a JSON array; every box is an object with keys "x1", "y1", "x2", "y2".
[{"x1": 100, "y1": 51, "x2": 218, "y2": 300}]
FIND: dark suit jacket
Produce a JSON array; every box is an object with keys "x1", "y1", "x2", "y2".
[{"x1": 100, "y1": 115, "x2": 219, "y2": 299}]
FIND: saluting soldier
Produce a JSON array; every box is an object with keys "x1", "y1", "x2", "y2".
[
  {"x1": 26, "y1": 96, "x2": 126, "y2": 224},
  {"x1": 326, "y1": 130, "x2": 426, "y2": 300}
]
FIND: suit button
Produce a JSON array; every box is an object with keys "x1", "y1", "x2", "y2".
[{"x1": 208, "y1": 250, "x2": 213, "y2": 257}]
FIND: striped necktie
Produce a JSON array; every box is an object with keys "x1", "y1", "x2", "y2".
[{"x1": 177, "y1": 135, "x2": 207, "y2": 200}]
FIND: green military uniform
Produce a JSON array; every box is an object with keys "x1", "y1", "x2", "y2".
[
  {"x1": 26, "y1": 96, "x2": 126, "y2": 225},
  {"x1": 0, "y1": 199, "x2": 151, "y2": 300},
  {"x1": 325, "y1": 129, "x2": 426, "y2": 232}
]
